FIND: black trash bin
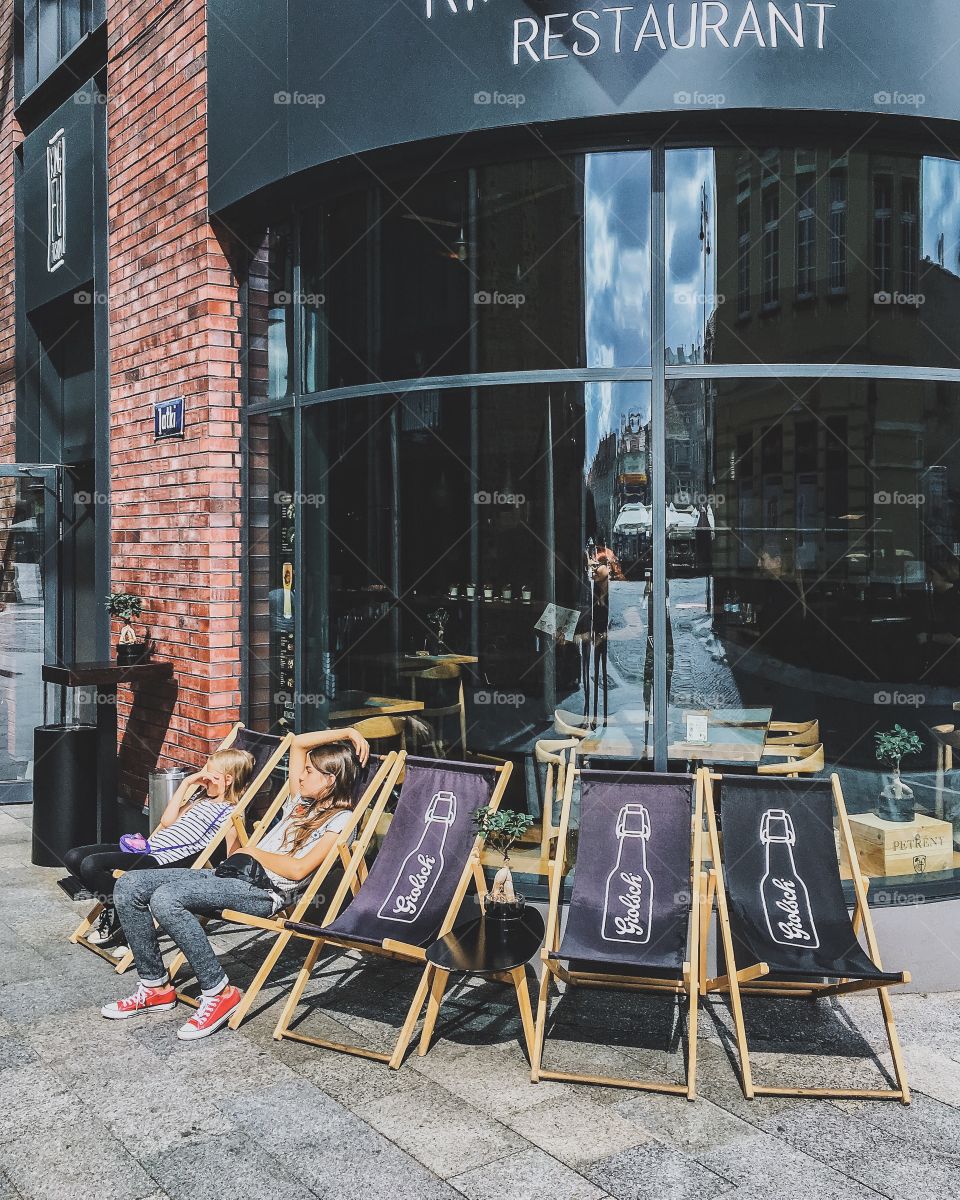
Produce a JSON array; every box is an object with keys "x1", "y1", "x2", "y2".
[{"x1": 31, "y1": 723, "x2": 98, "y2": 867}]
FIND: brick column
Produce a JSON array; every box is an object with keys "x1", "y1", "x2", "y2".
[{"x1": 107, "y1": 0, "x2": 244, "y2": 792}]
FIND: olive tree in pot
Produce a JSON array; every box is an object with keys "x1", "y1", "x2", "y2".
[
  {"x1": 473, "y1": 806, "x2": 534, "y2": 921},
  {"x1": 107, "y1": 591, "x2": 152, "y2": 665},
  {"x1": 875, "y1": 724, "x2": 923, "y2": 823}
]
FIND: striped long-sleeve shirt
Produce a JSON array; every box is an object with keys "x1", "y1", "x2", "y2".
[{"x1": 147, "y1": 799, "x2": 233, "y2": 865}]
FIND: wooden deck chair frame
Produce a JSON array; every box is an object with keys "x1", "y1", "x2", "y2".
[
  {"x1": 483, "y1": 738, "x2": 577, "y2": 879},
  {"x1": 700, "y1": 769, "x2": 911, "y2": 1104},
  {"x1": 69, "y1": 724, "x2": 293, "y2": 971},
  {"x1": 530, "y1": 755, "x2": 705, "y2": 1098},
  {"x1": 167, "y1": 750, "x2": 406, "y2": 1029},
  {"x1": 272, "y1": 759, "x2": 514, "y2": 1070}
]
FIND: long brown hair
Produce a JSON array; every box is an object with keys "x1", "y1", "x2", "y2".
[{"x1": 285, "y1": 741, "x2": 359, "y2": 853}]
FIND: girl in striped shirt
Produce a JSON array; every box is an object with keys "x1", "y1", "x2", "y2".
[{"x1": 65, "y1": 747, "x2": 255, "y2": 950}]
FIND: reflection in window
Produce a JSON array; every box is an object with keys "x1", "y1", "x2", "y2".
[
  {"x1": 901, "y1": 177, "x2": 919, "y2": 295},
  {"x1": 291, "y1": 383, "x2": 654, "y2": 751},
  {"x1": 796, "y1": 163, "x2": 816, "y2": 300},
  {"x1": 737, "y1": 179, "x2": 751, "y2": 317},
  {"x1": 873, "y1": 174, "x2": 893, "y2": 295},
  {"x1": 761, "y1": 163, "x2": 780, "y2": 309},
  {"x1": 829, "y1": 160, "x2": 848, "y2": 293},
  {"x1": 665, "y1": 149, "x2": 716, "y2": 364},
  {"x1": 584, "y1": 153, "x2": 652, "y2": 369},
  {"x1": 247, "y1": 413, "x2": 295, "y2": 734},
  {"x1": 247, "y1": 226, "x2": 294, "y2": 405},
  {"x1": 664, "y1": 376, "x2": 960, "y2": 888}
]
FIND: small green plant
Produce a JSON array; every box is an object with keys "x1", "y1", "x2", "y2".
[
  {"x1": 473, "y1": 806, "x2": 534, "y2": 905},
  {"x1": 875, "y1": 725, "x2": 923, "y2": 796},
  {"x1": 107, "y1": 591, "x2": 143, "y2": 643}
]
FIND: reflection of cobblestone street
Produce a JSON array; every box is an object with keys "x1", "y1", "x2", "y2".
[{"x1": 666, "y1": 575, "x2": 742, "y2": 709}]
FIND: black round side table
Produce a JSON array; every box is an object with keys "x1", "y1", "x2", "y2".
[{"x1": 420, "y1": 907, "x2": 546, "y2": 1060}]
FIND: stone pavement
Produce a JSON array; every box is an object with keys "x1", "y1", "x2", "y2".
[{"x1": 2, "y1": 804, "x2": 960, "y2": 1200}]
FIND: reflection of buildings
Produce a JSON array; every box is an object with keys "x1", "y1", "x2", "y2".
[
  {"x1": 586, "y1": 410, "x2": 648, "y2": 550},
  {"x1": 704, "y1": 148, "x2": 960, "y2": 583}
]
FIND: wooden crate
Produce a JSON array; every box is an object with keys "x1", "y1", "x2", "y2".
[{"x1": 848, "y1": 812, "x2": 954, "y2": 877}]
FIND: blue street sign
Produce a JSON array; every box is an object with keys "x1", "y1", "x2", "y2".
[{"x1": 154, "y1": 396, "x2": 185, "y2": 440}]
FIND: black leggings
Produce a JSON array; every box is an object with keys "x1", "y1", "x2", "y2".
[{"x1": 63, "y1": 843, "x2": 193, "y2": 905}]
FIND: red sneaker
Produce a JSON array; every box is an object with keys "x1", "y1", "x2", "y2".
[
  {"x1": 176, "y1": 986, "x2": 241, "y2": 1041},
  {"x1": 101, "y1": 982, "x2": 177, "y2": 1020}
]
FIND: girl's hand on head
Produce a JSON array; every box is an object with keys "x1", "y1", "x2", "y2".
[{"x1": 345, "y1": 729, "x2": 370, "y2": 765}]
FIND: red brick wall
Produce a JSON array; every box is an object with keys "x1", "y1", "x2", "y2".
[
  {"x1": 0, "y1": 5, "x2": 21, "y2": 464},
  {"x1": 107, "y1": 0, "x2": 244, "y2": 795}
]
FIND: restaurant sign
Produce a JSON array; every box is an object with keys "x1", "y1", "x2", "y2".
[
  {"x1": 208, "y1": 0, "x2": 960, "y2": 214},
  {"x1": 426, "y1": 2, "x2": 837, "y2": 59}
]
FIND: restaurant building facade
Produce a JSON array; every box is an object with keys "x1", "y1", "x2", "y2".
[{"x1": 6, "y1": 0, "x2": 960, "y2": 933}]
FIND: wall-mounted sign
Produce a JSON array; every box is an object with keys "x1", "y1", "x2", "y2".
[
  {"x1": 46, "y1": 128, "x2": 66, "y2": 273},
  {"x1": 154, "y1": 397, "x2": 185, "y2": 440},
  {"x1": 22, "y1": 84, "x2": 96, "y2": 311}
]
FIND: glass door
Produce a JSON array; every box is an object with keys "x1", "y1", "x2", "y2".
[{"x1": 0, "y1": 466, "x2": 60, "y2": 803}]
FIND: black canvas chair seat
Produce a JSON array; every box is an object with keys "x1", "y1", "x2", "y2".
[
  {"x1": 550, "y1": 771, "x2": 694, "y2": 973},
  {"x1": 703, "y1": 770, "x2": 911, "y2": 1103},
  {"x1": 531, "y1": 762, "x2": 703, "y2": 1097},
  {"x1": 322, "y1": 756, "x2": 501, "y2": 950},
  {"x1": 273, "y1": 755, "x2": 513, "y2": 1070},
  {"x1": 718, "y1": 776, "x2": 903, "y2": 983}
]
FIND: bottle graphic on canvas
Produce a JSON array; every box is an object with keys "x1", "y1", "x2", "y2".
[
  {"x1": 601, "y1": 804, "x2": 654, "y2": 944},
  {"x1": 760, "y1": 809, "x2": 820, "y2": 949},
  {"x1": 378, "y1": 790, "x2": 457, "y2": 923}
]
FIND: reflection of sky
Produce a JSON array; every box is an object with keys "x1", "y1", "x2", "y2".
[
  {"x1": 584, "y1": 380, "x2": 651, "y2": 475},
  {"x1": 923, "y1": 157, "x2": 960, "y2": 279},
  {"x1": 584, "y1": 153, "x2": 651, "y2": 369},
  {"x1": 665, "y1": 149, "x2": 717, "y2": 362}
]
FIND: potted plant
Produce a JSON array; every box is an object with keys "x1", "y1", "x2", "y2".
[
  {"x1": 473, "y1": 806, "x2": 534, "y2": 921},
  {"x1": 107, "y1": 591, "x2": 151, "y2": 665},
  {"x1": 875, "y1": 724, "x2": 923, "y2": 823}
]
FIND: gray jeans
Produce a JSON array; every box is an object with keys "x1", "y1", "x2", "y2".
[{"x1": 113, "y1": 868, "x2": 277, "y2": 993}]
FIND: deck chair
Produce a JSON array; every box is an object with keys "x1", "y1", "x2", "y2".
[
  {"x1": 272, "y1": 755, "x2": 513, "y2": 1069},
  {"x1": 531, "y1": 761, "x2": 704, "y2": 1097},
  {"x1": 167, "y1": 751, "x2": 405, "y2": 1029},
  {"x1": 701, "y1": 770, "x2": 911, "y2": 1103},
  {"x1": 70, "y1": 724, "x2": 292, "y2": 970}
]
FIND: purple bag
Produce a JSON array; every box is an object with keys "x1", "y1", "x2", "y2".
[{"x1": 119, "y1": 833, "x2": 150, "y2": 854}]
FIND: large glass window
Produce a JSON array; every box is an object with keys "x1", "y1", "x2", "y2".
[
  {"x1": 246, "y1": 132, "x2": 960, "y2": 899},
  {"x1": 300, "y1": 153, "x2": 651, "y2": 389},
  {"x1": 296, "y1": 383, "x2": 652, "y2": 753},
  {"x1": 20, "y1": 0, "x2": 100, "y2": 94}
]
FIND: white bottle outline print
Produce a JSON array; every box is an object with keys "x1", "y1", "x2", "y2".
[
  {"x1": 600, "y1": 803, "x2": 654, "y2": 945},
  {"x1": 378, "y1": 790, "x2": 457, "y2": 923},
  {"x1": 759, "y1": 808, "x2": 821, "y2": 950}
]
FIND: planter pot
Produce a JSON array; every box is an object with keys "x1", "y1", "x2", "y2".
[
  {"x1": 116, "y1": 642, "x2": 151, "y2": 666},
  {"x1": 484, "y1": 893, "x2": 526, "y2": 922},
  {"x1": 878, "y1": 773, "x2": 915, "y2": 823}
]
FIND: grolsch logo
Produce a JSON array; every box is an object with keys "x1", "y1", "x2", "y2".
[{"x1": 46, "y1": 128, "x2": 66, "y2": 274}]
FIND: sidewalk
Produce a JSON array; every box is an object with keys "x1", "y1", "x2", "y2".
[{"x1": 1, "y1": 804, "x2": 959, "y2": 1200}]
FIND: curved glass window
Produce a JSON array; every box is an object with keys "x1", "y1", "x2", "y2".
[
  {"x1": 246, "y1": 128, "x2": 960, "y2": 902},
  {"x1": 300, "y1": 153, "x2": 651, "y2": 389}
]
